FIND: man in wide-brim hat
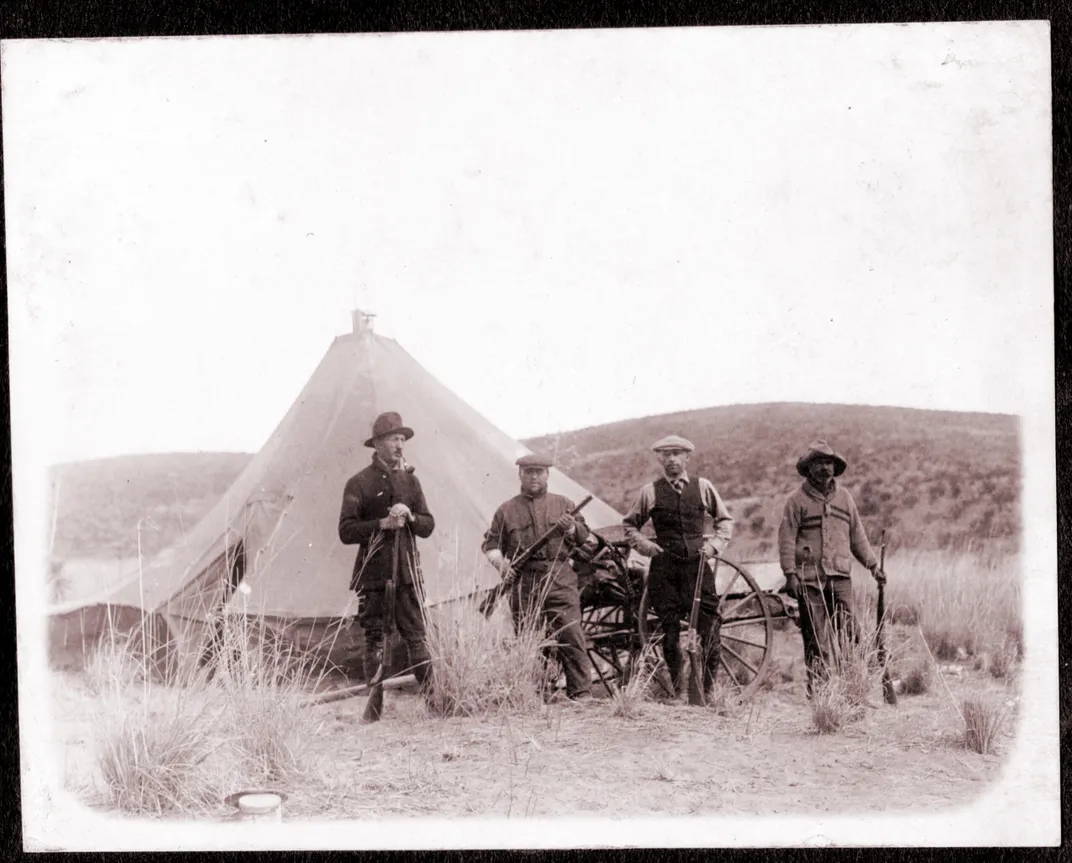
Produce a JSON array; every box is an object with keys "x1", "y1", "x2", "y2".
[
  {"x1": 339, "y1": 411, "x2": 436, "y2": 690},
  {"x1": 777, "y1": 439, "x2": 885, "y2": 697},
  {"x1": 622, "y1": 435, "x2": 734, "y2": 702},
  {"x1": 481, "y1": 452, "x2": 598, "y2": 703}
]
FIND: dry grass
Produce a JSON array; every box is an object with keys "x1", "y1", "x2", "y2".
[
  {"x1": 88, "y1": 612, "x2": 327, "y2": 816},
  {"x1": 608, "y1": 641, "x2": 662, "y2": 718},
  {"x1": 900, "y1": 657, "x2": 933, "y2": 696},
  {"x1": 421, "y1": 574, "x2": 556, "y2": 718},
  {"x1": 961, "y1": 695, "x2": 1010, "y2": 755},
  {"x1": 880, "y1": 548, "x2": 1020, "y2": 665},
  {"x1": 809, "y1": 606, "x2": 887, "y2": 733},
  {"x1": 973, "y1": 634, "x2": 1021, "y2": 681}
]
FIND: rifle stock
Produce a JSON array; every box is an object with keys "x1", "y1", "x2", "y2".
[
  {"x1": 685, "y1": 553, "x2": 710, "y2": 707},
  {"x1": 479, "y1": 495, "x2": 594, "y2": 617},
  {"x1": 877, "y1": 530, "x2": 898, "y2": 706}
]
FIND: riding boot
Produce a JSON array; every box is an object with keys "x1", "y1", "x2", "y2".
[{"x1": 662, "y1": 632, "x2": 684, "y2": 698}]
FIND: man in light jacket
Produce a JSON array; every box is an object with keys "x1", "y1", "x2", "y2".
[{"x1": 778, "y1": 439, "x2": 886, "y2": 697}]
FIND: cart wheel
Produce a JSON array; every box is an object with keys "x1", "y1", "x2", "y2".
[
  {"x1": 577, "y1": 541, "x2": 644, "y2": 695},
  {"x1": 637, "y1": 557, "x2": 775, "y2": 702}
]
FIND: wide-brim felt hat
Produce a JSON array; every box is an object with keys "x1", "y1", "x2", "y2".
[
  {"x1": 796, "y1": 440, "x2": 847, "y2": 477},
  {"x1": 364, "y1": 412, "x2": 415, "y2": 448}
]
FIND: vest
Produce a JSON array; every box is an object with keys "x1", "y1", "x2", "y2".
[{"x1": 650, "y1": 476, "x2": 706, "y2": 559}]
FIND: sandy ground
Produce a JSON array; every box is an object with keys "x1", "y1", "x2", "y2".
[{"x1": 46, "y1": 625, "x2": 1020, "y2": 824}]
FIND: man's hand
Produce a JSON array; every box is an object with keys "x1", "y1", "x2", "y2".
[
  {"x1": 388, "y1": 503, "x2": 413, "y2": 522},
  {"x1": 871, "y1": 566, "x2": 887, "y2": 586},
  {"x1": 556, "y1": 513, "x2": 577, "y2": 536},
  {"x1": 486, "y1": 550, "x2": 515, "y2": 584},
  {"x1": 379, "y1": 513, "x2": 407, "y2": 531},
  {"x1": 630, "y1": 535, "x2": 664, "y2": 558},
  {"x1": 701, "y1": 541, "x2": 719, "y2": 560},
  {"x1": 495, "y1": 558, "x2": 516, "y2": 585},
  {"x1": 783, "y1": 573, "x2": 800, "y2": 600}
]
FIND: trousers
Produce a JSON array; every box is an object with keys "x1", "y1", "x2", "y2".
[
  {"x1": 509, "y1": 564, "x2": 593, "y2": 699},
  {"x1": 647, "y1": 554, "x2": 722, "y2": 695},
  {"x1": 357, "y1": 582, "x2": 432, "y2": 686},
  {"x1": 797, "y1": 575, "x2": 856, "y2": 695}
]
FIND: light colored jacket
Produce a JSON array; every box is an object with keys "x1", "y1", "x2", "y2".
[{"x1": 778, "y1": 480, "x2": 878, "y2": 580}]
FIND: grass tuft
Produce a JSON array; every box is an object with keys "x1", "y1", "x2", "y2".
[
  {"x1": 88, "y1": 610, "x2": 327, "y2": 815},
  {"x1": 961, "y1": 695, "x2": 1009, "y2": 755},
  {"x1": 809, "y1": 607, "x2": 887, "y2": 733},
  {"x1": 608, "y1": 641, "x2": 661, "y2": 719},
  {"x1": 899, "y1": 658, "x2": 932, "y2": 695},
  {"x1": 422, "y1": 576, "x2": 554, "y2": 718}
]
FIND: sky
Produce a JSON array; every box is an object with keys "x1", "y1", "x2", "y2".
[{"x1": 3, "y1": 22, "x2": 1053, "y2": 466}]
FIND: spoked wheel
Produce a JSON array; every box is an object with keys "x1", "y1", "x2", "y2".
[
  {"x1": 638, "y1": 557, "x2": 775, "y2": 702},
  {"x1": 576, "y1": 540, "x2": 644, "y2": 695},
  {"x1": 581, "y1": 601, "x2": 642, "y2": 694}
]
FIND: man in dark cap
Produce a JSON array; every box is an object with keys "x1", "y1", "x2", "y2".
[
  {"x1": 778, "y1": 439, "x2": 886, "y2": 696},
  {"x1": 622, "y1": 435, "x2": 734, "y2": 702},
  {"x1": 339, "y1": 411, "x2": 436, "y2": 690},
  {"x1": 482, "y1": 453, "x2": 596, "y2": 703}
]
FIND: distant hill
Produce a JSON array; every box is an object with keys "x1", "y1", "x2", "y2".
[
  {"x1": 524, "y1": 402, "x2": 1020, "y2": 558},
  {"x1": 47, "y1": 403, "x2": 1019, "y2": 563},
  {"x1": 48, "y1": 452, "x2": 253, "y2": 561}
]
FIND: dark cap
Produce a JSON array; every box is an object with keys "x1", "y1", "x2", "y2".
[{"x1": 516, "y1": 453, "x2": 553, "y2": 469}]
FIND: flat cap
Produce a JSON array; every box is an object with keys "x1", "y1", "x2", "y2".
[
  {"x1": 516, "y1": 453, "x2": 553, "y2": 469},
  {"x1": 652, "y1": 435, "x2": 695, "y2": 453}
]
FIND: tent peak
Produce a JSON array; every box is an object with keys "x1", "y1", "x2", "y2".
[{"x1": 350, "y1": 309, "x2": 376, "y2": 335}]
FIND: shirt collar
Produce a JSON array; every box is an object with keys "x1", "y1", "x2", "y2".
[
  {"x1": 803, "y1": 478, "x2": 837, "y2": 500},
  {"x1": 664, "y1": 471, "x2": 690, "y2": 488}
]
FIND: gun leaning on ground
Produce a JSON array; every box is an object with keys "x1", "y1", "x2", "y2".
[
  {"x1": 362, "y1": 529, "x2": 401, "y2": 723},
  {"x1": 684, "y1": 552, "x2": 715, "y2": 707},
  {"x1": 479, "y1": 495, "x2": 594, "y2": 618},
  {"x1": 877, "y1": 529, "x2": 898, "y2": 706}
]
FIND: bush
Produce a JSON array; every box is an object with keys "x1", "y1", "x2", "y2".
[{"x1": 899, "y1": 658, "x2": 932, "y2": 695}]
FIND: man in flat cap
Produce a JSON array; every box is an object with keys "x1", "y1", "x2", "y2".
[
  {"x1": 339, "y1": 411, "x2": 437, "y2": 691},
  {"x1": 778, "y1": 439, "x2": 885, "y2": 697},
  {"x1": 623, "y1": 435, "x2": 734, "y2": 701},
  {"x1": 482, "y1": 453, "x2": 596, "y2": 702}
]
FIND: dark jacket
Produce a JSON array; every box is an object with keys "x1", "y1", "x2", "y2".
[
  {"x1": 778, "y1": 479, "x2": 878, "y2": 580},
  {"x1": 338, "y1": 455, "x2": 435, "y2": 590},
  {"x1": 481, "y1": 491, "x2": 589, "y2": 577}
]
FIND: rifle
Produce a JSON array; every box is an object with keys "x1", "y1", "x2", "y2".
[
  {"x1": 479, "y1": 495, "x2": 594, "y2": 618},
  {"x1": 362, "y1": 529, "x2": 401, "y2": 723},
  {"x1": 877, "y1": 529, "x2": 898, "y2": 706},
  {"x1": 685, "y1": 552, "x2": 713, "y2": 707}
]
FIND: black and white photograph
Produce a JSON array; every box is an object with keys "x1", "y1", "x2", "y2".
[{"x1": 5, "y1": 19, "x2": 1058, "y2": 850}]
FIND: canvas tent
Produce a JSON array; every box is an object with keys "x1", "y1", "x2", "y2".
[{"x1": 48, "y1": 311, "x2": 624, "y2": 681}]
